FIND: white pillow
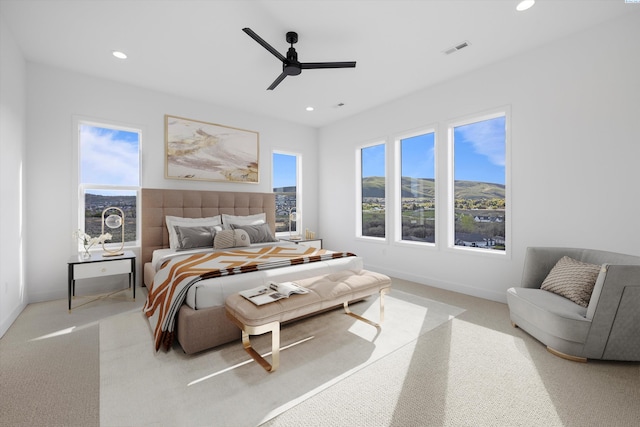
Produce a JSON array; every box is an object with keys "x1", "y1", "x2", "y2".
[
  {"x1": 165, "y1": 215, "x2": 222, "y2": 249},
  {"x1": 221, "y1": 213, "x2": 266, "y2": 229}
]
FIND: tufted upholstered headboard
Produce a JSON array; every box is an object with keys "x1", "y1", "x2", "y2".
[{"x1": 141, "y1": 188, "x2": 276, "y2": 266}]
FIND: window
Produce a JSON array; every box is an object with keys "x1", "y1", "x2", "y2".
[
  {"x1": 450, "y1": 113, "x2": 507, "y2": 251},
  {"x1": 272, "y1": 152, "x2": 300, "y2": 235},
  {"x1": 359, "y1": 143, "x2": 386, "y2": 238},
  {"x1": 78, "y1": 122, "x2": 140, "y2": 247},
  {"x1": 398, "y1": 131, "x2": 436, "y2": 243}
]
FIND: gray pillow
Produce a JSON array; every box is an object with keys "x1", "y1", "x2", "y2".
[
  {"x1": 173, "y1": 225, "x2": 216, "y2": 251},
  {"x1": 230, "y1": 223, "x2": 277, "y2": 243}
]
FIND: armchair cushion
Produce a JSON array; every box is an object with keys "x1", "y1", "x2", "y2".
[
  {"x1": 507, "y1": 287, "x2": 590, "y2": 343},
  {"x1": 540, "y1": 256, "x2": 600, "y2": 307}
]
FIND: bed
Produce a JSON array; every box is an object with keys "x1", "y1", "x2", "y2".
[{"x1": 141, "y1": 188, "x2": 363, "y2": 354}]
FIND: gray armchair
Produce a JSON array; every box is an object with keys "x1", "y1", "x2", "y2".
[{"x1": 507, "y1": 247, "x2": 640, "y2": 362}]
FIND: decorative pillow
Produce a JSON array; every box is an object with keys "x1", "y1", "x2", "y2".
[
  {"x1": 213, "y1": 229, "x2": 251, "y2": 249},
  {"x1": 173, "y1": 225, "x2": 216, "y2": 251},
  {"x1": 221, "y1": 213, "x2": 266, "y2": 230},
  {"x1": 230, "y1": 223, "x2": 277, "y2": 243},
  {"x1": 165, "y1": 215, "x2": 222, "y2": 249},
  {"x1": 540, "y1": 256, "x2": 601, "y2": 307}
]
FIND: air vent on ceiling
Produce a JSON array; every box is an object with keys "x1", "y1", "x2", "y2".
[{"x1": 443, "y1": 41, "x2": 471, "y2": 55}]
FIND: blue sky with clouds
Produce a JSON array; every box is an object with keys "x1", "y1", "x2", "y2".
[
  {"x1": 362, "y1": 143, "x2": 386, "y2": 177},
  {"x1": 401, "y1": 132, "x2": 435, "y2": 179},
  {"x1": 454, "y1": 116, "x2": 505, "y2": 185},
  {"x1": 80, "y1": 125, "x2": 139, "y2": 194},
  {"x1": 361, "y1": 115, "x2": 505, "y2": 185},
  {"x1": 82, "y1": 116, "x2": 504, "y2": 193}
]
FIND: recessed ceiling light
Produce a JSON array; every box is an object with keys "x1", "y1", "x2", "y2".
[
  {"x1": 306, "y1": 106, "x2": 314, "y2": 112},
  {"x1": 516, "y1": 0, "x2": 535, "y2": 12},
  {"x1": 112, "y1": 50, "x2": 127, "y2": 59}
]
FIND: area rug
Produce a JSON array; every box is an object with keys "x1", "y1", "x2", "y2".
[{"x1": 100, "y1": 290, "x2": 464, "y2": 427}]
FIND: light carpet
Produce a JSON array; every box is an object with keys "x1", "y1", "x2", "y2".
[{"x1": 100, "y1": 290, "x2": 465, "y2": 426}]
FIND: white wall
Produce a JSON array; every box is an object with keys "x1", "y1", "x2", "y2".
[
  {"x1": 25, "y1": 64, "x2": 318, "y2": 302},
  {"x1": 0, "y1": 16, "x2": 27, "y2": 336},
  {"x1": 318, "y1": 12, "x2": 640, "y2": 302}
]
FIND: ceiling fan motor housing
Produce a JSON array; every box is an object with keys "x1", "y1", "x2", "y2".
[{"x1": 284, "y1": 46, "x2": 302, "y2": 75}]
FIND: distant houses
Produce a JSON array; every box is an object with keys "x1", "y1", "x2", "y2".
[
  {"x1": 473, "y1": 215, "x2": 503, "y2": 223},
  {"x1": 456, "y1": 233, "x2": 505, "y2": 249},
  {"x1": 274, "y1": 191, "x2": 297, "y2": 232}
]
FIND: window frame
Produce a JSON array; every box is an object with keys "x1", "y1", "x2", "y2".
[
  {"x1": 393, "y1": 127, "x2": 438, "y2": 248},
  {"x1": 356, "y1": 140, "x2": 388, "y2": 242},
  {"x1": 74, "y1": 116, "x2": 142, "y2": 252},
  {"x1": 446, "y1": 107, "x2": 511, "y2": 257},
  {"x1": 272, "y1": 150, "x2": 302, "y2": 238}
]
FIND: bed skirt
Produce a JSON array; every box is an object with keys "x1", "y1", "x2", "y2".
[{"x1": 176, "y1": 304, "x2": 240, "y2": 354}]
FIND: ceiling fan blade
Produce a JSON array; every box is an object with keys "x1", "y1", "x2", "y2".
[
  {"x1": 301, "y1": 61, "x2": 357, "y2": 69},
  {"x1": 242, "y1": 28, "x2": 286, "y2": 63},
  {"x1": 267, "y1": 72, "x2": 288, "y2": 90}
]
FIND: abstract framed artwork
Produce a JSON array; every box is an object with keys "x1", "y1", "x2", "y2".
[{"x1": 165, "y1": 115, "x2": 259, "y2": 183}]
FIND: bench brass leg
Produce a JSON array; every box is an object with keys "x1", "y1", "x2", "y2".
[
  {"x1": 343, "y1": 287, "x2": 390, "y2": 328},
  {"x1": 240, "y1": 321, "x2": 280, "y2": 372}
]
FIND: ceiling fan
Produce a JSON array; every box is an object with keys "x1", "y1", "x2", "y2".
[{"x1": 242, "y1": 28, "x2": 356, "y2": 90}]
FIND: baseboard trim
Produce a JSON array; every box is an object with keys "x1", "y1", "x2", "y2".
[
  {"x1": 362, "y1": 263, "x2": 507, "y2": 303},
  {"x1": 0, "y1": 300, "x2": 27, "y2": 338}
]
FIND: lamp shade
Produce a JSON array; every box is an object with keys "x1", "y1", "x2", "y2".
[
  {"x1": 288, "y1": 207, "x2": 299, "y2": 238},
  {"x1": 105, "y1": 214, "x2": 122, "y2": 229}
]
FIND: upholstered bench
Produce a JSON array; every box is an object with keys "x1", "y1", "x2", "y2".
[{"x1": 225, "y1": 269, "x2": 392, "y2": 372}]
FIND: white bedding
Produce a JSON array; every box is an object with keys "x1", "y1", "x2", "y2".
[{"x1": 150, "y1": 243, "x2": 363, "y2": 310}]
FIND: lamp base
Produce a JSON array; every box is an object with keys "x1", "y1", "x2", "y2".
[{"x1": 102, "y1": 251, "x2": 124, "y2": 257}]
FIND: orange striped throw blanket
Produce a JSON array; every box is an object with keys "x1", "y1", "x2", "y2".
[{"x1": 143, "y1": 244, "x2": 355, "y2": 351}]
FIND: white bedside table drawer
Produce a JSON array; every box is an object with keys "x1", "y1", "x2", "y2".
[
  {"x1": 73, "y1": 259, "x2": 131, "y2": 280},
  {"x1": 281, "y1": 238, "x2": 323, "y2": 250}
]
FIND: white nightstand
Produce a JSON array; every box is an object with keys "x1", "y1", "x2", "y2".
[
  {"x1": 280, "y1": 238, "x2": 323, "y2": 250},
  {"x1": 67, "y1": 250, "x2": 136, "y2": 311}
]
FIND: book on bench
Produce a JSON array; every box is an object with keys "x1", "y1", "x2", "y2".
[{"x1": 239, "y1": 281, "x2": 309, "y2": 306}]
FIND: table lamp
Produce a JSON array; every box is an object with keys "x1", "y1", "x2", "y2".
[
  {"x1": 102, "y1": 206, "x2": 124, "y2": 256},
  {"x1": 288, "y1": 208, "x2": 300, "y2": 239}
]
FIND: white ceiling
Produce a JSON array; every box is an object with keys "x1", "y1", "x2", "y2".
[{"x1": 1, "y1": 0, "x2": 635, "y2": 128}]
